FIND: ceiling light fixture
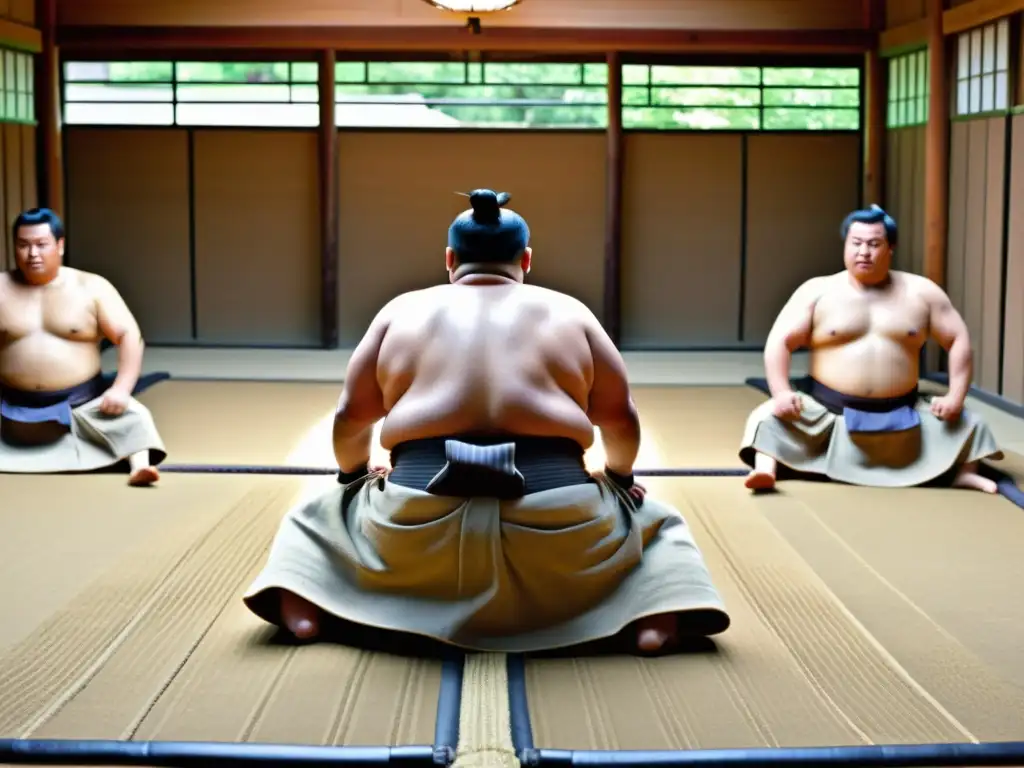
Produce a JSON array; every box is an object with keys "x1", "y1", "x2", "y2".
[{"x1": 423, "y1": 0, "x2": 522, "y2": 12}]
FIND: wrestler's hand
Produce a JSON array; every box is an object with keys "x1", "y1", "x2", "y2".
[
  {"x1": 930, "y1": 393, "x2": 963, "y2": 421},
  {"x1": 99, "y1": 388, "x2": 130, "y2": 416},
  {"x1": 605, "y1": 467, "x2": 646, "y2": 503},
  {"x1": 772, "y1": 390, "x2": 803, "y2": 420}
]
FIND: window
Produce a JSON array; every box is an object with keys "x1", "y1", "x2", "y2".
[
  {"x1": 0, "y1": 49, "x2": 34, "y2": 124},
  {"x1": 63, "y1": 61, "x2": 320, "y2": 126},
  {"x1": 955, "y1": 18, "x2": 1010, "y2": 116},
  {"x1": 334, "y1": 61, "x2": 609, "y2": 129},
  {"x1": 887, "y1": 49, "x2": 928, "y2": 128},
  {"x1": 622, "y1": 65, "x2": 861, "y2": 131},
  {"x1": 63, "y1": 59, "x2": 861, "y2": 132}
]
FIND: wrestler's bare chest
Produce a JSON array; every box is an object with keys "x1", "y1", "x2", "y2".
[
  {"x1": 0, "y1": 277, "x2": 99, "y2": 344},
  {"x1": 810, "y1": 281, "x2": 929, "y2": 349}
]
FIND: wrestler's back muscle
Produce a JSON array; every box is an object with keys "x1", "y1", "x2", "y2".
[
  {"x1": 807, "y1": 270, "x2": 932, "y2": 399},
  {"x1": 377, "y1": 283, "x2": 598, "y2": 450},
  {"x1": 0, "y1": 268, "x2": 104, "y2": 391}
]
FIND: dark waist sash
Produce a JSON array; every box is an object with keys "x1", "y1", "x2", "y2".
[
  {"x1": 0, "y1": 373, "x2": 107, "y2": 428},
  {"x1": 388, "y1": 434, "x2": 594, "y2": 499},
  {"x1": 806, "y1": 377, "x2": 921, "y2": 434}
]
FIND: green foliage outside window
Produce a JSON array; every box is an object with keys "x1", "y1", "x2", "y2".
[{"x1": 63, "y1": 60, "x2": 860, "y2": 131}]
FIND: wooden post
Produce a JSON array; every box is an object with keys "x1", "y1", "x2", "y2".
[
  {"x1": 318, "y1": 49, "x2": 339, "y2": 349},
  {"x1": 923, "y1": 0, "x2": 949, "y2": 288},
  {"x1": 603, "y1": 51, "x2": 624, "y2": 345},
  {"x1": 863, "y1": 0, "x2": 886, "y2": 207},
  {"x1": 36, "y1": 0, "x2": 63, "y2": 216}
]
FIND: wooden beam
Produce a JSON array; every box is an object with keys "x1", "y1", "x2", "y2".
[
  {"x1": 880, "y1": 0, "x2": 1024, "y2": 56},
  {"x1": 944, "y1": 0, "x2": 1024, "y2": 36},
  {"x1": 603, "y1": 51, "x2": 623, "y2": 346},
  {"x1": 879, "y1": 18, "x2": 929, "y2": 55},
  {"x1": 863, "y1": 50, "x2": 887, "y2": 207},
  {"x1": 864, "y1": 0, "x2": 886, "y2": 207},
  {"x1": 318, "y1": 49, "x2": 339, "y2": 350},
  {"x1": 0, "y1": 16, "x2": 42, "y2": 52},
  {"x1": 56, "y1": 25, "x2": 875, "y2": 55},
  {"x1": 924, "y1": 0, "x2": 948, "y2": 289},
  {"x1": 35, "y1": 0, "x2": 63, "y2": 216}
]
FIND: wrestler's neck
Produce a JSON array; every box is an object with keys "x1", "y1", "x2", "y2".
[
  {"x1": 452, "y1": 267, "x2": 523, "y2": 286},
  {"x1": 847, "y1": 269, "x2": 892, "y2": 293},
  {"x1": 13, "y1": 265, "x2": 65, "y2": 288}
]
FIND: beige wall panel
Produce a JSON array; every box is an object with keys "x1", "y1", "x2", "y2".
[
  {"x1": 0, "y1": 121, "x2": 7, "y2": 271},
  {"x1": 58, "y1": 0, "x2": 862, "y2": 30},
  {"x1": 3, "y1": 123, "x2": 21, "y2": 237},
  {"x1": 64, "y1": 129, "x2": 192, "y2": 343},
  {"x1": 192, "y1": 130, "x2": 320, "y2": 346},
  {"x1": 980, "y1": 117, "x2": 1006, "y2": 393},
  {"x1": 885, "y1": 131, "x2": 900, "y2": 259},
  {"x1": 19, "y1": 123, "x2": 35, "y2": 210},
  {"x1": 946, "y1": 121, "x2": 969, "y2": 314},
  {"x1": 620, "y1": 133, "x2": 742, "y2": 348},
  {"x1": 962, "y1": 120, "x2": 989, "y2": 384},
  {"x1": 910, "y1": 126, "x2": 926, "y2": 277},
  {"x1": 896, "y1": 127, "x2": 918, "y2": 274},
  {"x1": 1002, "y1": 115, "x2": 1024, "y2": 403},
  {"x1": 337, "y1": 131, "x2": 606, "y2": 347},
  {"x1": 743, "y1": 133, "x2": 861, "y2": 343},
  {"x1": 886, "y1": 0, "x2": 925, "y2": 27}
]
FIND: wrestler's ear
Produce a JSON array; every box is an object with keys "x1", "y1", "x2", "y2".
[
  {"x1": 520, "y1": 247, "x2": 532, "y2": 274},
  {"x1": 57, "y1": 238, "x2": 65, "y2": 258},
  {"x1": 445, "y1": 247, "x2": 456, "y2": 271}
]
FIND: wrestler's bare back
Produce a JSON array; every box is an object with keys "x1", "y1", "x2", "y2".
[
  {"x1": 375, "y1": 282, "x2": 598, "y2": 450},
  {"x1": 0, "y1": 267, "x2": 106, "y2": 392},
  {"x1": 804, "y1": 269, "x2": 933, "y2": 399}
]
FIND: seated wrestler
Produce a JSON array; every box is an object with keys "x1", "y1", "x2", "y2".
[
  {"x1": 740, "y1": 204, "x2": 1002, "y2": 493},
  {"x1": 243, "y1": 189, "x2": 729, "y2": 655},
  {"x1": 0, "y1": 207, "x2": 166, "y2": 486}
]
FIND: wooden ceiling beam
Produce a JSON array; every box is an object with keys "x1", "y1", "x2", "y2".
[{"x1": 56, "y1": 25, "x2": 876, "y2": 56}]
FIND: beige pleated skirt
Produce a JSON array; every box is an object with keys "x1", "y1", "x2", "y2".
[
  {"x1": 243, "y1": 470, "x2": 731, "y2": 653},
  {"x1": 739, "y1": 392, "x2": 1003, "y2": 487},
  {"x1": 0, "y1": 394, "x2": 167, "y2": 473}
]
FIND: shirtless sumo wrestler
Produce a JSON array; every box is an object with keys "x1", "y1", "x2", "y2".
[
  {"x1": 740, "y1": 205, "x2": 1002, "y2": 493},
  {"x1": 0, "y1": 208, "x2": 166, "y2": 485},
  {"x1": 243, "y1": 190, "x2": 729, "y2": 655}
]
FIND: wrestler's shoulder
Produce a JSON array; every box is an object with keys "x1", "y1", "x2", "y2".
[
  {"x1": 893, "y1": 270, "x2": 946, "y2": 296},
  {"x1": 61, "y1": 267, "x2": 115, "y2": 292}
]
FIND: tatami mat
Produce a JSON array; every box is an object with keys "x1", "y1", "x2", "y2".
[
  {"x1": 630, "y1": 386, "x2": 764, "y2": 468},
  {"x1": 0, "y1": 473, "x2": 440, "y2": 746},
  {"x1": 768, "y1": 480, "x2": 1024, "y2": 696},
  {"x1": 136, "y1": 380, "x2": 340, "y2": 465},
  {"x1": 524, "y1": 477, "x2": 1024, "y2": 751}
]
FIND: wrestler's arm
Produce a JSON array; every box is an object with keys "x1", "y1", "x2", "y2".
[
  {"x1": 763, "y1": 277, "x2": 821, "y2": 397},
  {"x1": 93, "y1": 276, "x2": 144, "y2": 396},
  {"x1": 583, "y1": 311, "x2": 640, "y2": 477},
  {"x1": 332, "y1": 303, "x2": 392, "y2": 473},
  {"x1": 922, "y1": 279, "x2": 973, "y2": 403}
]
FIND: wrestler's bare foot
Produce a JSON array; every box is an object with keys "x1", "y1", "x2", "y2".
[
  {"x1": 127, "y1": 450, "x2": 159, "y2": 486},
  {"x1": 280, "y1": 590, "x2": 321, "y2": 640},
  {"x1": 635, "y1": 613, "x2": 678, "y2": 654},
  {"x1": 952, "y1": 463, "x2": 998, "y2": 494},
  {"x1": 128, "y1": 466, "x2": 160, "y2": 486},
  {"x1": 745, "y1": 452, "x2": 777, "y2": 491}
]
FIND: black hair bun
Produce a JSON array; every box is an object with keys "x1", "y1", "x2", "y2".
[{"x1": 468, "y1": 189, "x2": 510, "y2": 224}]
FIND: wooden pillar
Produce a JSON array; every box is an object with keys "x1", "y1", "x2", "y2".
[
  {"x1": 863, "y1": 0, "x2": 886, "y2": 206},
  {"x1": 36, "y1": 0, "x2": 63, "y2": 216},
  {"x1": 923, "y1": 0, "x2": 949, "y2": 287},
  {"x1": 603, "y1": 51, "x2": 624, "y2": 345},
  {"x1": 318, "y1": 49, "x2": 339, "y2": 349}
]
